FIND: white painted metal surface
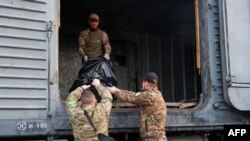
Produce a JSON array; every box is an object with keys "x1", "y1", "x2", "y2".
[
  {"x1": 222, "y1": 0, "x2": 250, "y2": 110},
  {"x1": 0, "y1": 0, "x2": 50, "y2": 119}
]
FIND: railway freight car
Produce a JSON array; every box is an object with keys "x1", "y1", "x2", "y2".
[{"x1": 0, "y1": 0, "x2": 249, "y2": 140}]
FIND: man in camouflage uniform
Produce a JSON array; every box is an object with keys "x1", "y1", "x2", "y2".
[
  {"x1": 79, "y1": 13, "x2": 111, "y2": 63},
  {"x1": 66, "y1": 79, "x2": 113, "y2": 141},
  {"x1": 108, "y1": 72, "x2": 167, "y2": 141}
]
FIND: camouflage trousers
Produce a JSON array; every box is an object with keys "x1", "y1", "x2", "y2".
[{"x1": 142, "y1": 137, "x2": 168, "y2": 141}]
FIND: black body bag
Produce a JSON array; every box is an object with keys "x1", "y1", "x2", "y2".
[{"x1": 69, "y1": 57, "x2": 117, "y2": 93}]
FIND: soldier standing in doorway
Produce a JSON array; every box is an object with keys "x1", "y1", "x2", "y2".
[
  {"x1": 78, "y1": 13, "x2": 111, "y2": 63},
  {"x1": 69, "y1": 13, "x2": 116, "y2": 92}
]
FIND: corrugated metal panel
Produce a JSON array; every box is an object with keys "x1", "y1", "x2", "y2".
[{"x1": 0, "y1": 0, "x2": 49, "y2": 119}]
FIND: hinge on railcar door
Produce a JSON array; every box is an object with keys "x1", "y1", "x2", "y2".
[
  {"x1": 226, "y1": 75, "x2": 232, "y2": 86},
  {"x1": 47, "y1": 21, "x2": 53, "y2": 40},
  {"x1": 47, "y1": 21, "x2": 53, "y2": 117},
  {"x1": 226, "y1": 75, "x2": 237, "y2": 86}
]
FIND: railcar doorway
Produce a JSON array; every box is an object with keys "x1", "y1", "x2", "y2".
[{"x1": 59, "y1": 0, "x2": 202, "y2": 108}]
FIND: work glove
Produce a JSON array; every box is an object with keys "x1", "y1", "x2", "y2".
[
  {"x1": 107, "y1": 86, "x2": 119, "y2": 93},
  {"x1": 81, "y1": 85, "x2": 90, "y2": 90},
  {"x1": 83, "y1": 55, "x2": 88, "y2": 62},
  {"x1": 92, "y1": 79, "x2": 101, "y2": 87},
  {"x1": 104, "y1": 53, "x2": 110, "y2": 60}
]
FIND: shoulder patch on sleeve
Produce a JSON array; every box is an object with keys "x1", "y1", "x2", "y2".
[
  {"x1": 101, "y1": 98, "x2": 107, "y2": 103},
  {"x1": 101, "y1": 97, "x2": 112, "y2": 103},
  {"x1": 136, "y1": 92, "x2": 141, "y2": 96},
  {"x1": 67, "y1": 101, "x2": 77, "y2": 108}
]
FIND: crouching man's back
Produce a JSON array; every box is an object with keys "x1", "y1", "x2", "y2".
[{"x1": 65, "y1": 79, "x2": 113, "y2": 141}]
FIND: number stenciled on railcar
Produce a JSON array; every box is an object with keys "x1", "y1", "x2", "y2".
[{"x1": 17, "y1": 121, "x2": 47, "y2": 131}]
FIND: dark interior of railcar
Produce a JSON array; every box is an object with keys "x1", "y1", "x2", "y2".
[{"x1": 59, "y1": 0, "x2": 202, "y2": 107}]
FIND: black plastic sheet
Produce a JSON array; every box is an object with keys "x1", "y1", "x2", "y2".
[{"x1": 69, "y1": 57, "x2": 117, "y2": 92}]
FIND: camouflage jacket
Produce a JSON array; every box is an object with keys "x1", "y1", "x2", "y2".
[
  {"x1": 66, "y1": 85, "x2": 113, "y2": 141},
  {"x1": 113, "y1": 88, "x2": 167, "y2": 139},
  {"x1": 78, "y1": 28, "x2": 111, "y2": 58}
]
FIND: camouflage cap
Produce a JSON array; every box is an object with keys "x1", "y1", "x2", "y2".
[
  {"x1": 89, "y1": 13, "x2": 99, "y2": 21},
  {"x1": 143, "y1": 72, "x2": 158, "y2": 84}
]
